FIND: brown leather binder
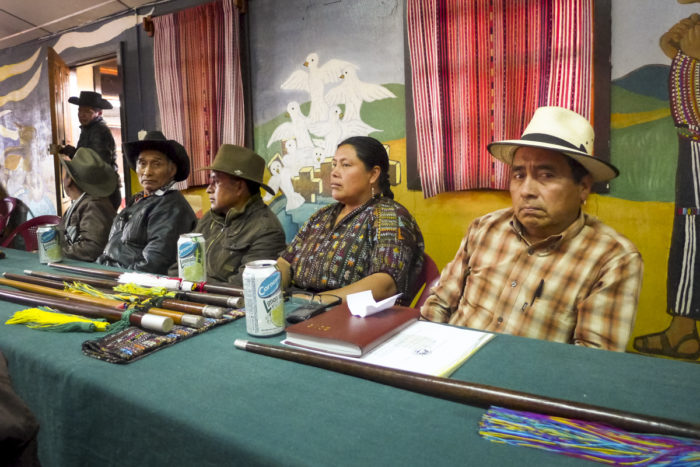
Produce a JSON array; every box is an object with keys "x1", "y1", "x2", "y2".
[{"x1": 284, "y1": 302, "x2": 420, "y2": 357}]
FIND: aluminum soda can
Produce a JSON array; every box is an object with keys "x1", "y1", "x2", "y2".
[
  {"x1": 37, "y1": 224, "x2": 63, "y2": 264},
  {"x1": 177, "y1": 233, "x2": 207, "y2": 282},
  {"x1": 242, "y1": 260, "x2": 284, "y2": 336}
]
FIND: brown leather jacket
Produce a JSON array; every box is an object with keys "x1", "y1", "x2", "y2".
[{"x1": 59, "y1": 194, "x2": 116, "y2": 262}]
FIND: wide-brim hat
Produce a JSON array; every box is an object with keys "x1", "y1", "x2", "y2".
[
  {"x1": 60, "y1": 147, "x2": 118, "y2": 197},
  {"x1": 68, "y1": 91, "x2": 113, "y2": 110},
  {"x1": 200, "y1": 144, "x2": 274, "y2": 195},
  {"x1": 123, "y1": 130, "x2": 190, "y2": 182},
  {"x1": 487, "y1": 106, "x2": 619, "y2": 182}
]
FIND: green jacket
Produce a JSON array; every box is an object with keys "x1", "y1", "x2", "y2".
[{"x1": 195, "y1": 195, "x2": 286, "y2": 286}]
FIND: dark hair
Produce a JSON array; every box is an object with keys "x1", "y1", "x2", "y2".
[
  {"x1": 337, "y1": 136, "x2": 393, "y2": 198},
  {"x1": 565, "y1": 156, "x2": 591, "y2": 184},
  {"x1": 243, "y1": 179, "x2": 260, "y2": 196}
]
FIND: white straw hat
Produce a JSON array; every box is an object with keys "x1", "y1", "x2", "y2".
[{"x1": 487, "y1": 106, "x2": 618, "y2": 182}]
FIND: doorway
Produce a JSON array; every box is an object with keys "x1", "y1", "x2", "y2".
[{"x1": 66, "y1": 56, "x2": 125, "y2": 211}]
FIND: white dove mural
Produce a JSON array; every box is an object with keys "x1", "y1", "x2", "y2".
[
  {"x1": 280, "y1": 52, "x2": 350, "y2": 122},
  {"x1": 282, "y1": 139, "x2": 318, "y2": 175},
  {"x1": 263, "y1": 158, "x2": 306, "y2": 211},
  {"x1": 309, "y1": 105, "x2": 380, "y2": 158},
  {"x1": 325, "y1": 64, "x2": 396, "y2": 121},
  {"x1": 267, "y1": 101, "x2": 314, "y2": 148}
]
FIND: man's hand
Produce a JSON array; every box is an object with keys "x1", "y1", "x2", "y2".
[{"x1": 57, "y1": 145, "x2": 76, "y2": 158}]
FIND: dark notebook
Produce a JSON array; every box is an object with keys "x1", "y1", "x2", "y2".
[{"x1": 284, "y1": 302, "x2": 420, "y2": 357}]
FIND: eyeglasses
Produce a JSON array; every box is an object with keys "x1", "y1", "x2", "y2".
[{"x1": 285, "y1": 288, "x2": 342, "y2": 324}]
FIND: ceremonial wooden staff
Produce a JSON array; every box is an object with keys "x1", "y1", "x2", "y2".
[
  {"x1": 24, "y1": 269, "x2": 244, "y2": 309},
  {"x1": 234, "y1": 340, "x2": 700, "y2": 440},
  {"x1": 13, "y1": 272, "x2": 225, "y2": 318},
  {"x1": 48, "y1": 263, "x2": 245, "y2": 297},
  {"x1": 0, "y1": 287, "x2": 173, "y2": 332},
  {"x1": 0, "y1": 277, "x2": 205, "y2": 328}
]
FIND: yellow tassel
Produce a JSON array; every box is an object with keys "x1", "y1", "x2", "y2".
[
  {"x1": 114, "y1": 283, "x2": 176, "y2": 298},
  {"x1": 5, "y1": 308, "x2": 110, "y2": 331},
  {"x1": 66, "y1": 281, "x2": 141, "y2": 303}
]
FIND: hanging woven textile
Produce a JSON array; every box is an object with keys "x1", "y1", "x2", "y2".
[
  {"x1": 153, "y1": 0, "x2": 245, "y2": 188},
  {"x1": 407, "y1": 0, "x2": 593, "y2": 196}
]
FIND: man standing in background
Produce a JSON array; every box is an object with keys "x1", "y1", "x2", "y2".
[{"x1": 59, "y1": 91, "x2": 121, "y2": 209}]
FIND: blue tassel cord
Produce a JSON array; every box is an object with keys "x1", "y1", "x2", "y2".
[{"x1": 479, "y1": 407, "x2": 700, "y2": 465}]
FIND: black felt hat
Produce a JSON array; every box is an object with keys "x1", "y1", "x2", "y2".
[
  {"x1": 123, "y1": 131, "x2": 190, "y2": 182},
  {"x1": 68, "y1": 91, "x2": 113, "y2": 110}
]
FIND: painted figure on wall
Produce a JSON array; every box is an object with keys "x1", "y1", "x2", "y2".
[{"x1": 634, "y1": 9, "x2": 700, "y2": 361}]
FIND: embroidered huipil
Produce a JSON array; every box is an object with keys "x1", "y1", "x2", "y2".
[
  {"x1": 421, "y1": 208, "x2": 643, "y2": 351},
  {"x1": 282, "y1": 196, "x2": 424, "y2": 305}
]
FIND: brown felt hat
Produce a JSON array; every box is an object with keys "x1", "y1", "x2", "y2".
[
  {"x1": 200, "y1": 144, "x2": 274, "y2": 195},
  {"x1": 60, "y1": 147, "x2": 118, "y2": 197}
]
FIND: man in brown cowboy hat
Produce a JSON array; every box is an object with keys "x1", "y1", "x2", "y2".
[
  {"x1": 59, "y1": 90, "x2": 121, "y2": 209},
  {"x1": 58, "y1": 148, "x2": 118, "y2": 261},
  {"x1": 168, "y1": 144, "x2": 286, "y2": 286},
  {"x1": 98, "y1": 131, "x2": 196, "y2": 274},
  {"x1": 421, "y1": 106, "x2": 643, "y2": 352}
]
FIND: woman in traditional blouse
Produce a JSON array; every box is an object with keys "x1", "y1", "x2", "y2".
[{"x1": 278, "y1": 136, "x2": 424, "y2": 305}]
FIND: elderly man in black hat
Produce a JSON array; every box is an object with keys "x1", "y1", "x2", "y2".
[
  {"x1": 168, "y1": 144, "x2": 286, "y2": 286},
  {"x1": 98, "y1": 131, "x2": 197, "y2": 274},
  {"x1": 421, "y1": 106, "x2": 643, "y2": 352},
  {"x1": 59, "y1": 90, "x2": 121, "y2": 209},
  {"x1": 58, "y1": 147, "x2": 118, "y2": 262}
]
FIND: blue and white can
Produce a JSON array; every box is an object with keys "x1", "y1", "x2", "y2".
[
  {"x1": 242, "y1": 260, "x2": 284, "y2": 336},
  {"x1": 37, "y1": 224, "x2": 63, "y2": 264},
  {"x1": 177, "y1": 233, "x2": 207, "y2": 282}
]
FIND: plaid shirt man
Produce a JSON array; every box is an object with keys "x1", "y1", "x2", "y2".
[{"x1": 420, "y1": 208, "x2": 643, "y2": 351}]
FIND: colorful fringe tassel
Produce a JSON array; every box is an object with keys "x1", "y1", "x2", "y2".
[
  {"x1": 479, "y1": 406, "x2": 700, "y2": 465},
  {"x1": 5, "y1": 308, "x2": 110, "y2": 332}
]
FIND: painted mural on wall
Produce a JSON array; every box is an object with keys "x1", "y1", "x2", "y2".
[
  {"x1": 0, "y1": 49, "x2": 54, "y2": 217},
  {"x1": 0, "y1": 10, "x2": 151, "y2": 219},
  {"x1": 249, "y1": 0, "x2": 405, "y2": 242},
  {"x1": 609, "y1": 0, "x2": 700, "y2": 361}
]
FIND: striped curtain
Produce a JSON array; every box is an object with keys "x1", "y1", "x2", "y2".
[
  {"x1": 153, "y1": 0, "x2": 244, "y2": 188},
  {"x1": 407, "y1": 0, "x2": 593, "y2": 197}
]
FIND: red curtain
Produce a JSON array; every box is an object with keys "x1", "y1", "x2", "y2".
[
  {"x1": 153, "y1": 0, "x2": 244, "y2": 188},
  {"x1": 407, "y1": 0, "x2": 593, "y2": 197}
]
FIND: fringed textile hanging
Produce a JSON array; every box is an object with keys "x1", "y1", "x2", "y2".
[
  {"x1": 153, "y1": 0, "x2": 244, "y2": 188},
  {"x1": 407, "y1": 0, "x2": 593, "y2": 197}
]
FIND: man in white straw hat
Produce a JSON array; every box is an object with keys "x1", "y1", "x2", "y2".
[
  {"x1": 58, "y1": 147, "x2": 118, "y2": 262},
  {"x1": 421, "y1": 106, "x2": 643, "y2": 352}
]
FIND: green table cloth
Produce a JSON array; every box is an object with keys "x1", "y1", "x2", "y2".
[{"x1": 0, "y1": 248, "x2": 698, "y2": 466}]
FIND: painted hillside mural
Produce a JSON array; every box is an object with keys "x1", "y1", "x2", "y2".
[{"x1": 611, "y1": 0, "x2": 700, "y2": 361}]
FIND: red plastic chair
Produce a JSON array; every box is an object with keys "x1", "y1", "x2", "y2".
[
  {"x1": 411, "y1": 253, "x2": 441, "y2": 308},
  {"x1": 0, "y1": 197, "x2": 17, "y2": 233},
  {"x1": 0, "y1": 215, "x2": 63, "y2": 251}
]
